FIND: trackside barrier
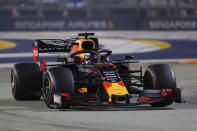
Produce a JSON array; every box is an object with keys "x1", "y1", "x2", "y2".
[
  {"x1": 0, "y1": 17, "x2": 139, "y2": 31},
  {"x1": 146, "y1": 18, "x2": 197, "y2": 30},
  {"x1": 2, "y1": 17, "x2": 197, "y2": 31}
]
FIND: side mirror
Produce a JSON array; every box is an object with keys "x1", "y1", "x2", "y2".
[{"x1": 125, "y1": 54, "x2": 134, "y2": 59}]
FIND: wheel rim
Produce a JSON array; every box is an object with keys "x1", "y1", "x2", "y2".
[
  {"x1": 11, "y1": 71, "x2": 16, "y2": 97},
  {"x1": 43, "y1": 77, "x2": 51, "y2": 101}
]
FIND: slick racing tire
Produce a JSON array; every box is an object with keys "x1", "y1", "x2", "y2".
[
  {"x1": 11, "y1": 63, "x2": 42, "y2": 100},
  {"x1": 144, "y1": 64, "x2": 176, "y2": 107},
  {"x1": 43, "y1": 67, "x2": 74, "y2": 109}
]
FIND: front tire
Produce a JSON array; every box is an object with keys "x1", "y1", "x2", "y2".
[
  {"x1": 43, "y1": 67, "x2": 74, "y2": 109},
  {"x1": 144, "y1": 64, "x2": 176, "y2": 107}
]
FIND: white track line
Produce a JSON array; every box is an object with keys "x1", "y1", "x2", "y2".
[{"x1": 0, "y1": 53, "x2": 32, "y2": 58}]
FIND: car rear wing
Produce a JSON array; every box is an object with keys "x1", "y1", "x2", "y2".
[
  {"x1": 32, "y1": 39, "x2": 73, "y2": 61},
  {"x1": 32, "y1": 37, "x2": 99, "y2": 61}
]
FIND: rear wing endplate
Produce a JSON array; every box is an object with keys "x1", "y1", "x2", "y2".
[{"x1": 32, "y1": 39, "x2": 73, "y2": 61}]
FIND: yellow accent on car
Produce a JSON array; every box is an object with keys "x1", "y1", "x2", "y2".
[
  {"x1": 78, "y1": 87, "x2": 87, "y2": 93},
  {"x1": 106, "y1": 83, "x2": 129, "y2": 102},
  {"x1": 77, "y1": 39, "x2": 96, "y2": 59},
  {"x1": 78, "y1": 39, "x2": 95, "y2": 51}
]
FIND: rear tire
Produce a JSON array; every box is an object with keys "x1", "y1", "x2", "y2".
[
  {"x1": 43, "y1": 67, "x2": 74, "y2": 109},
  {"x1": 11, "y1": 63, "x2": 42, "y2": 100},
  {"x1": 144, "y1": 64, "x2": 176, "y2": 107}
]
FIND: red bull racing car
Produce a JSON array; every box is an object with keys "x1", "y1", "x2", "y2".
[{"x1": 11, "y1": 33, "x2": 182, "y2": 109}]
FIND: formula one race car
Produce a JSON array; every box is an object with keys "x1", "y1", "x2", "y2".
[{"x1": 11, "y1": 33, "x2": 182, "y2": 109}]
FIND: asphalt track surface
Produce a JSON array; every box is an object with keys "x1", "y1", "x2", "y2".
[
  {"x1": 0, "y1": 31, "x2": 197, "y2": 131},
  {"x1": 0, "y1": 63, "x2": 197, "y2": 131}
]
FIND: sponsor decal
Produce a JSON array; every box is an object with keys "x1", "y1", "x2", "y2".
[
  {"x1": 67, "y1": 20, "x2": 108, "y2": 29},
  {"x1": 102, "y1": 71, "x2": 119, "y2": 83},
  {"x1": 149, "y1": 19, "x2": 197, "y2": 30},
  {"x1": 112, "y1": 89, "x2": 123, "y2": 91},
  {"x1": 15, "y1": 20, "x2": 65, "y2": 30},
  {"x1": 0, "y1": 17, "x2": 139, "y2": 30},
  {"x1": 32, "y1": 47, "x2": 39, "y2": 61},
  {"x1": 40, "y1": 40, "x2": 66, "y2": 45},
  {"x1": 78, "y1": 68, "x2": 91, "y2": 73},
  {"x1": 54, "y1": 94, "x2": 61, "y2": 104},
  {"x1": 14, "y1": 20, "x2": 110, "y2": 30},
  {"x1": 33, "y1": 48, "x2": 38, "y2": 57}
]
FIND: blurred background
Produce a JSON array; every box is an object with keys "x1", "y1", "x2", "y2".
[
  {"x1": 1, "y1": 0, "x2": 197, "y2": 65},
  {"x1": 1, "y1": 0, "x2": 197, "y2": 31}
]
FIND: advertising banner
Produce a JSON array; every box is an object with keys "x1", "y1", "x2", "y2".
[
  {"x1": 147, "y1": 18, "x2": 197, "y2": 30},
  {"x1": 0, "y1": 17, "x2": 139, "y2": 31}
]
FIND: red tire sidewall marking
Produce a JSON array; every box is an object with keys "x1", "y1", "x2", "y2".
[
  {"x1": 14, "y1": 76, "x2": 17, "y2": 98},
  {"x1": 12, "y1": 68, "x2": 17, "y2": 99},
  {"x1": 146, "y1": 68, "x2": 156, "y2": 89},
  {"x1": 46, "y1": 72, "x2": 53, "y2": 105}
]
